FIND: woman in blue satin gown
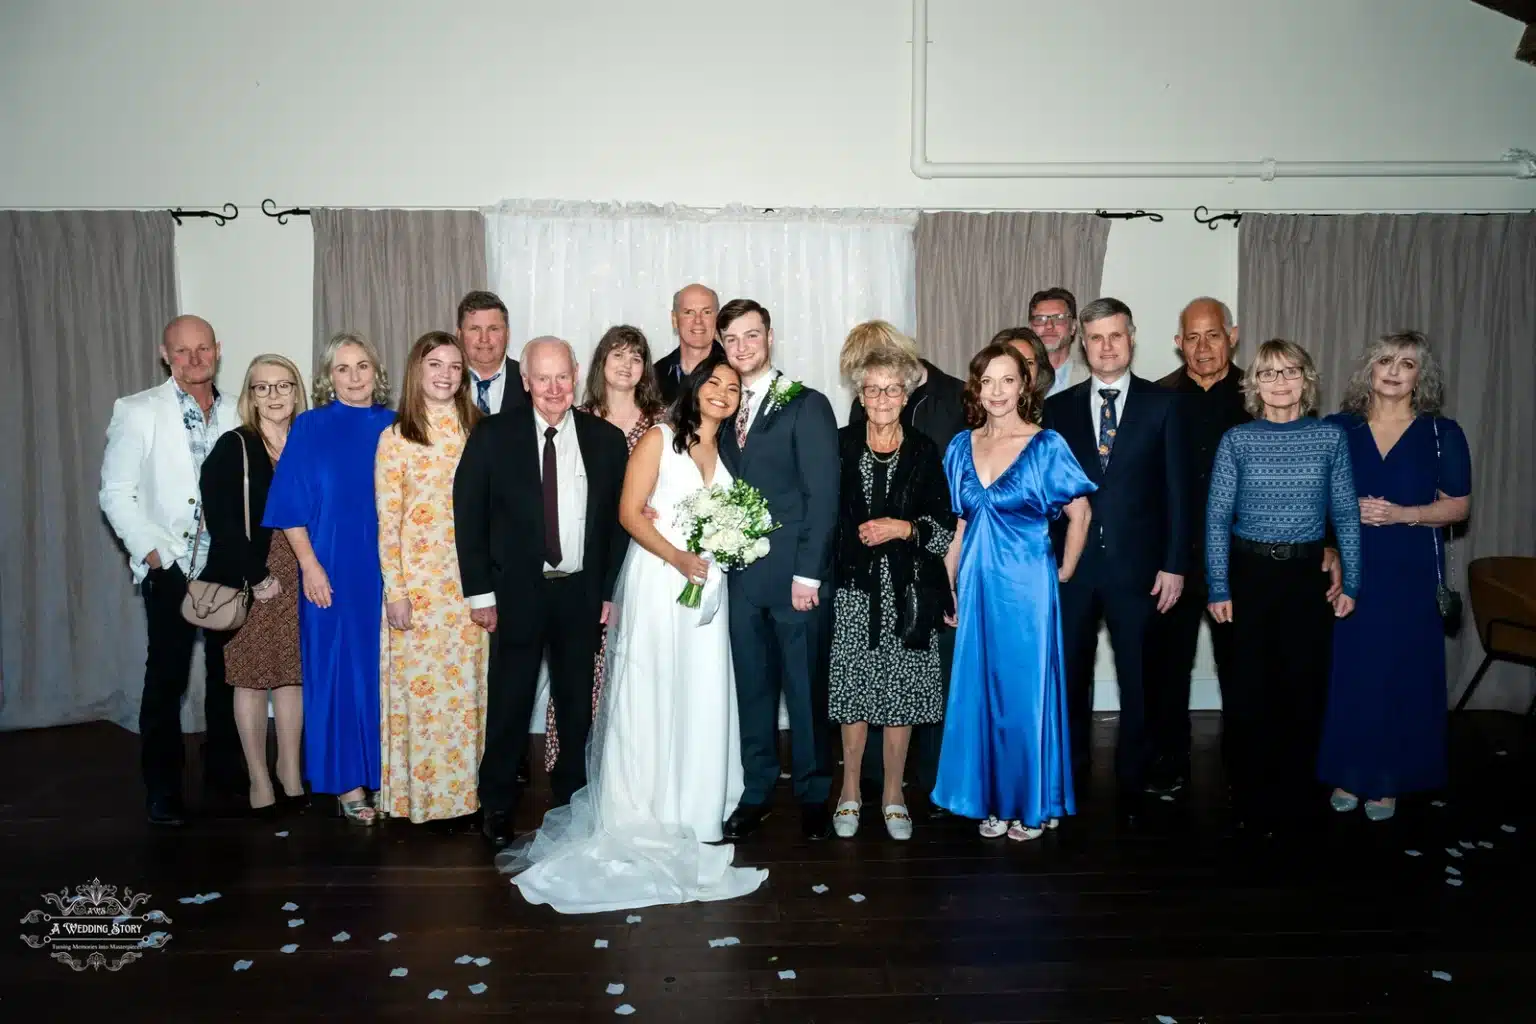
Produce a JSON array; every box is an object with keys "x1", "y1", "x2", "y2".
[
  {"x1": 932, "y1": 342, "x2": 1095, "y2": 842},
  {"x1": 263, "y1": 333, "x2": 396, "y2": 824}
]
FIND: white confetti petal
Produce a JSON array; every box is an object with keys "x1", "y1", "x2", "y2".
[
  {"x1": 390, "y1": 967, "x2": 408, "y2": 978},
  {"x1": 607, "y1": 983, "x2": 625, "y2": 995},
  {"x1": 1404, "y1": 849, "x2": 1422, "y2": 857},
  {"x1": 593, "y1": 939, "x2": 609, "y2": 949},
  {"x1": 1446, "y1": 848, "x2": 1463, "y2": 858},
  {"x1": 625, "y1": 915, "x2": 642, "y2": 923},
  {"x1": 281, "y1": 902, "x2": 298, "y2": 911},
  {"x1": 615, "y1": 1005, "x2": 636, "y2": 1016},
  {"x1": 428, "y1": 989, "x2": 448, "y2": 1000},
  {"x1": 1430, "y1": 799, "x2": 1446, "y2": 807},
  {"x1": 287, "y1": 919, "x2": 304, "y2": 928},
  {"x1": 275, "y1": 831, "x2": 290, "y2": 837},
  {"x1": 332, "y1": 931, "x2": 351, "y2": 943},
  {"x1": 848, "y1": 893, "x2": 866, "y2": 903},
  {"x1": 1446, "y1": 878, "x2": 1463, "y2": 887},
  {"x1": 811, "y1": 884, "x2": 829, "y2": 894},
  {"x1": 778, "y1": 969, "x2": 797, "y2": 979},
  {"x1": 233, "y1": 959, "x2": 253, "y2": 971},
  {"x1": 1458, "y1": 841, "x2": 1475, "y2": 849},
  {"x1": 1446, "y1": 866, "x2": 1461, "y2": 876},
  {"x1": 473, "y1": 957, "x2": 491, "y2": 967},
  {"x1": 1501, "y1": 824, "x2": 1517, "y2": 833},
  {"x1": 1477, "y1": 841, "x2": 1493, "y2": 849},
  {"x1": 1496, "y1": 750, "x2": 1508, "y2": 756},
  {"x1": 280, "y1": 944, "x2": 298, "y2": 954},
  {"x1": 1431, "y1": 970, "x2": 1452, "y2": 981},
  {"x1": 468, "y1": 983, "x2": 487, "y2": 995},
  {"x1": 455, "y1": 954, "x2": 474, "y2": 964},
  {"x1": 379, "y1": 932, "x2": 398, "y2": 942},
  {"x1": 1157, "y1": 1017, "x2": 1178, "y2": 1024}
]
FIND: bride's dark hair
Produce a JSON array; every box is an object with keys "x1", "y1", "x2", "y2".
[{"x1": 669, "y1": 351, "x2": 740, "y2": 454}]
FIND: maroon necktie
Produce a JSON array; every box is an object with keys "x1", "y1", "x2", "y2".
[{"x1": 542, "y1": 425, "x2": 562, "y2": 567}]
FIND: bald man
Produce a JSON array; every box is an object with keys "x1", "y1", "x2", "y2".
[
  {"x1": 655, "y1": 283, "x2": 727, "y2": 405},
  {"x1": 100, "y1": 314, "x2": 245, "y2": 825},
  {"x1": 453, "y1": 337, "x2": 630, "y2": 848}
]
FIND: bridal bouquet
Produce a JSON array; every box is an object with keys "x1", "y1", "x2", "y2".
[{"x1": 671, "y1": 478, "x2": 778, "y2": 608}]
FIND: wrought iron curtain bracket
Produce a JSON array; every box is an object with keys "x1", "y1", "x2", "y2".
[
  {"x1": 1094, "y1": 210, "x2": 1164, "y2": 222},
  {"x1": 168, "y1": 203, "x2": 238, "y2": 226},
  {"x1": 1193, "y1": 206, "x2": 1242, "y2": 230},
  {"x1": 261, "y1": 199, "x2": 311, "y2": 225}
]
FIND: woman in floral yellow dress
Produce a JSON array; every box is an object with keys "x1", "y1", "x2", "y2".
[{"x1": 376, "y1": 331, "x2": 489, "y2": 825}]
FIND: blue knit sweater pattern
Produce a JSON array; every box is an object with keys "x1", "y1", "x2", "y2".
[{"x1": 1205, "y1": 417, "x2": 1361, "y2": 602}]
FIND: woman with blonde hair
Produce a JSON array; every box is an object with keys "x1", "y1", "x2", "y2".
[
  {"x1": 199, "y1": 354, "x2": 308, "y2": 815},
  {"x1": 1205, "y1": 339, "x2": 1361, "y2": 835},
  {"x1": 263, "y1": 331, "x2": 396, "y2": 824},
  {"x1": 376, "y1": 332, "x2": 489, "y2": 828}
]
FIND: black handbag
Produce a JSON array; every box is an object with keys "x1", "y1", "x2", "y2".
[{"x1": 1429, "y1": 419, "x2": 1463, "y2": 637}]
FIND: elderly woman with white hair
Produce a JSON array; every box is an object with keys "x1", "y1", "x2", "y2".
[
  {"x1": 263, "y1": 331, "x2": 396, "y2": 824},
  {"x1": 827, "y1": 341, "x2": 957, "y2": 841},
  {"x1": 1317, "y1": 331, "x2": 1471, "y2": 822}
]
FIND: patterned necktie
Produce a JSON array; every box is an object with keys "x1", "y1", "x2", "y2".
[
  {"x1": 1097, "y1": 388, "x2": 1120, "y2": 470},
  {"x1": 475, "y1": 375, "x2": 498, "y2": 415},
  {"x1": 542, "y1": 425, "x2": 562, "y2": 567},
  {"x1": 736, "y1": 390, "x2": 753, "y2": 448}
]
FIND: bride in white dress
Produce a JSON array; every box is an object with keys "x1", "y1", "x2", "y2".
[{"x1": 496, "y1": 355, "x2": 769, "y2": 913}]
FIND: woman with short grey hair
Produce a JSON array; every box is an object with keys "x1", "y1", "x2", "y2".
[{"x1": 827, "y1": 343, "x2": 956, "y2": 841}]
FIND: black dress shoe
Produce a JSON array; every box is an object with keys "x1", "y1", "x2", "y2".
[
  {"x1": 925, "y1": 802, "x2": 952, "y2": 821},
  {"x1": 147, "y1": 795, "x2": 186, "y2": 827},
  {"x1": 482, "y1": 810, "x2": 514, "y2": 847},
  {"x1": 722, "y1": 803, "x2": 770, "y2": 840},
  {"x1": 801, "y1": 803, "x2": 833, "y2": 840},
  {"x1": 515, "y1": 756, "x2": 530, "y2": 785}
]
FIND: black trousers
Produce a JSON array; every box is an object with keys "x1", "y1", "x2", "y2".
[
  {"x1": 1144, "y1": 575, "x2": 1237, "y2": 780},
  {"x1": 1059, "y1": 569, "x2": 1154, "y2": 795},
  {"x1": 731, "y1": 591, "x2": 834, "y2": 807},
  {"x1": 1226, "y1": 546, "x2": 1334, "y2": 821},
  {"x1": 860, "y1": 624, "x2": 954, "y2": 797},
  {"x1": 479, "y1": 574, "x2": 602, "y2": 810},
  {"x1": 140, "y1": 566, "x2": 243, "y2": 800}
]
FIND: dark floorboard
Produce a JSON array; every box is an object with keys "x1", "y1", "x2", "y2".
[{"x1": 2, "y1": 712, "x2": 1533, "y2": 1022}]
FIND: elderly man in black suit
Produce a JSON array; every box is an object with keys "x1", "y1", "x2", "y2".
[
  {"x1": 1042, "y1": 297, "x2": 1190, "y2": 817},
  {"x1": 715, "y1": 299, "x2": 840, "y2": 841},
  {"x1": 454, "y1": 337, "x2": 630, "y2": 848}
]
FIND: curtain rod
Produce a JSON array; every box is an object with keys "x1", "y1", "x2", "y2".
[{"x1": 7, "y1": 203, "x2": 1535, "y2": 216}]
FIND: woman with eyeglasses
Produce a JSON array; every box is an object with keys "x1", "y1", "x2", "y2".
[
  {"x1": 198, "y1": 354, "x2": 310, "y2": 816},
  {"x1": 1205, "y1": 339, "x2": 1361, "y2": 836},
  {"x1": 826, "y1": 342, "x2": 957, "y2": 840}
]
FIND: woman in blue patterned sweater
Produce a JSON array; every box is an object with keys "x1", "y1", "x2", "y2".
[{"x1": 1205, "y1": 339, "x2": 1361, "y2": 833}]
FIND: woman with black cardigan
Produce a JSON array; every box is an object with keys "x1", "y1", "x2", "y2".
[
  {"x1": 198, "y1": 354, "x2": 308, "y2": 815},
  {"x1": 828, "y1": 346, "x2": 957, "y2": 841}
]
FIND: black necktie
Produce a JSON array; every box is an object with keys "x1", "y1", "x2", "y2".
[{"x1": 542, "y1": 425, "x2": 562, "y2": 567}]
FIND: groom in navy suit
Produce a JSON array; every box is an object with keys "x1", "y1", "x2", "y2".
[{"x1": 716, "y1": 299, "x2": 839, "y2": 840}]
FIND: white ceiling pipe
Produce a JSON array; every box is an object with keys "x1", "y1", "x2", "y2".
[{"x1": 909, "y1": 0, "x2": 1536, "y2": 181}]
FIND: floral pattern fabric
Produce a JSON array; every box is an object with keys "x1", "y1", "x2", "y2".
[{"x1": 376, "y1": 414, "x2": 489, "y2": 823}]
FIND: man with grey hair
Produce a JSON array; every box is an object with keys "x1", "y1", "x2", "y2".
[
  {"x1": 1042, "y1": 297, "x2": 1190, "y2": 820},
  {"x1": 454, "y1": 336, "x2": 631, "y2": 848},
  {"x1": 654, "y1": 283, "x2": 726, "y2": 405}
]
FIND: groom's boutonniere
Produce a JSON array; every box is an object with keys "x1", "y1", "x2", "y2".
[{"x1": 763, "y1": 376, "x2": 805, "y2": 417}]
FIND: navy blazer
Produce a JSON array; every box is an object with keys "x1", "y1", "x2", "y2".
[
  {"x1": 1042, "y1": 374, "x2": 1190, "y2": 587},
  {"x1": 719, "y1": 377, "x2": 840, "y2": 609}
]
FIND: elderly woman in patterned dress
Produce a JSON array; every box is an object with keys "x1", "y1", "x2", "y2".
[
  {"x1": 376, "y1": 332, "x2": 488, "y2": 828},
  {"x1": 541, "y1": 325, "x2": 667, "y2": 774},
  {"x1": 828, "y1": 342, "x2": 957, "y2": 841}
]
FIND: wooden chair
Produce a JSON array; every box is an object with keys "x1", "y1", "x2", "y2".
[{"x1": 1454, "y1": 556, "x2": 1536, "y2": 713}]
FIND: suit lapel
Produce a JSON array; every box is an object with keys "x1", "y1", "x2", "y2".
[
  {"x1": 519, "y1": 409, "x2": 544, "y2": 543},
  {"x1": 1103, "y1": 376, "x2": 1146, "y2": 479},
  {"x1": 1060, "y1": 383, "x2": 1104, "y2": 483},
  {"x1": 573, "y1": 413, "x2": 605, "y2": 523},
  {"x1": 156, "y1": 380, "x2": 198, "y2": 490}
]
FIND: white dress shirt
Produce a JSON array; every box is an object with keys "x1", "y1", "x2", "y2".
[
  {"x1": 470, "y1": 363, "x2": 511, "y2": 414},
  {"x1": 465, "y1": 407, "x2": 587, "y2": 611},
  {"x1": 1088, "y1": 372, "x2": 1129, "y2": 441},
  {"x1": 738, "y1": 366, "x2": 820, "y2": 592},
  {"x1": 1047, "y1": 358, "x2": 1076, "y2": 398}
]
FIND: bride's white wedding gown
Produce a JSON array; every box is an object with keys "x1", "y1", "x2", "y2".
[{"x1": 495, "y1": 423, "x2": 769, "y2": 913}]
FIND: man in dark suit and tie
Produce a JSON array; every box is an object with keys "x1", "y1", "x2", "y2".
[
  {"x1": 715, "y1": 299, "x2": 839, "y2": 841},
  {"x1": 453, "y1": 337, "x2": 630, "y2": 848},
  {"x1": 458, "y1": 290, "x2": 529, "y2": 416},
  {"x1": 1042, "y1": 297, "x2": 1189, "y2": 816}
]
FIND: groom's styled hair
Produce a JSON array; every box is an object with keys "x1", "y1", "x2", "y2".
[{"x1": 717, "y1": 298, "x2": 771, "y2": 336}]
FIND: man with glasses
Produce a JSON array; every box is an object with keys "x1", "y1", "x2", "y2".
[{"x1": 1028, "y1": 287, "x2": 1080, "y2": 398}]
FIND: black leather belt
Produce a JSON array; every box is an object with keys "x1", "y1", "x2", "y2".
[{"x1": 1232, "y1": 536, "x2": 1323, "y2": 561}]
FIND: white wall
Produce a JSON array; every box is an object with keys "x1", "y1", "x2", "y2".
[{"x1": 4, "y1": 0, "x2": 1533, "y2": 709}]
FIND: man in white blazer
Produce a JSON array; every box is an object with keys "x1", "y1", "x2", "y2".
[{"x1": 99, "y1": 314, "x2": 244, "y2": 825}]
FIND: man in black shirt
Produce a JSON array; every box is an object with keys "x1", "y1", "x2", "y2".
[{"x1": 654, "y1": 283, "x2": 726, "y2": 406}]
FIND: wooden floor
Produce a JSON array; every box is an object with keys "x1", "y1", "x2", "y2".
[{"x1": 2, "y1": 713, "x2": 1533, "y2": 1023}]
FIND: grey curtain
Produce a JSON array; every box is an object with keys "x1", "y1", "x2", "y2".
[
  {"x1": 1238, "y1": 213, "x2": 1536, "y2": 711},
  {"x1": 915, "y1": 212, "x2": 1111, "y2": 376},
  {"x1": 312, "y1": 209, "x2": 488, "y2": 394},
  {"x1": 0, "y1": 211, "x2": 176, "y2": 730}
]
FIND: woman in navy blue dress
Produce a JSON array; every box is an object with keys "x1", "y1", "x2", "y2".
[
  {"x1": 932, "y1": 342, "x2": 1095, "y2": 842},
  {"x1": 264, "y1": 332, "x2": 397, "y2": 824},
  {"x1": 1318, "y1": 332, "x2": 1471, "y2": 821}
]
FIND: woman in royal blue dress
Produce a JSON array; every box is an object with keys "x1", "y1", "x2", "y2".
[
  {"x1": 932, "y1": 341, "x2": 1095, "y2": 842},
  {"x1": 1318, "y1": 331, "x2": 1471, "y2": 822},
  {"x1": 263, "y1": 332, "x2": 397, "y2": 825}
]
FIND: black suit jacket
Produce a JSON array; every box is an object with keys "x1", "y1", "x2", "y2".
[
  {"x1": 452, "y1": 406, "x2": 629, "y2": 641},
  {"x1": 197, "y1": 427, "x2": 275, "y2": 589},
  {"x1": 719, "y1": 376, "x2": 840, "y2": 608},
  {"x1": 487, "y1": 356, "x2": 529, "y2": 414},
  {"x1": 655, "y1": 341, "x2": 727, "y2": 407},
  {"x1": 1042, "y1": 374, "x2": 1190, "y2": 587}
]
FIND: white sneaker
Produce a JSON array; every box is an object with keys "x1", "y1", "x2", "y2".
[
  {"x1": 1007, "y1": 820, "x2": 1044, "y2": 842},
  {"x1": 832, "y1": 800, "x2": 861, "y2": 838},
  {"x1": 978, "y1": 816, "x2": 1008, "y2": 838},
  {"x1": 883, "y1": 804, "x2": 913, "y2": 840}
]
